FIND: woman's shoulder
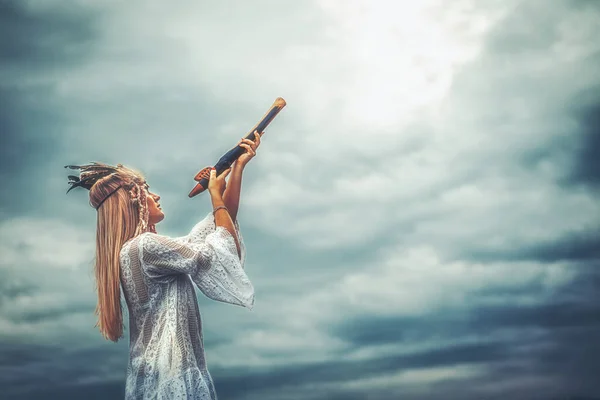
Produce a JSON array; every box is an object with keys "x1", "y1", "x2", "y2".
[
  {"x1": 132, "y1": 232, "x2": 188, "y2": 256},
  {"x1": 120, "y1": 232, "x2": 158, "y2": 257}
]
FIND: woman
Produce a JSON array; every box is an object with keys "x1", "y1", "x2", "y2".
[{"x1": 66, "y1": 133, "x2": 262, "y2": 399}]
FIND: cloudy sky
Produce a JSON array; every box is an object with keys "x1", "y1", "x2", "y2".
[{"x1": 1, "y1": 0, "x2": 600, "y2": 399}]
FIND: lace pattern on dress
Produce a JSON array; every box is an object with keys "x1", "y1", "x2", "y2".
[{"x1": 119, "y1": 212, "x2": 253, "y2": 400}]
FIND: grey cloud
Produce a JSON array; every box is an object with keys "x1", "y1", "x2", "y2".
[
  {"x1": 567, "y1": 98, "x2": 600, "y2": 190},
  {"x1": 467, "y1": 228, "x2": 600, "y2": 263},
  {"x1": 0, "y1": 341, "x2": 61, "y2": 367},
  {"x1": 0, "y1": 86, "x2": 67, "y2": 214},
  {"x1": 0, "y1": 1, "x2": 96, "y2": 69},
  {"x1": 210, "y1": 328, "x2": 600, "y2": 400},
  {"x1": 484, "y1": 2, "x2": 559, "y2": 56},
  {"x1": 4, "y1": 380, "x2": 125, "y2": 400},
  {"x1": 0, "y1": 1, "x2": 100, "y2": 218},
  {"x1": 444, "y1": 0, "x2": 600, "y2": 163},
  {"x1": 0, "y1": 272, "x2": 37, "y2": 306},
  {"x1": 210, "y1": 322, "x2": 600, "y2": 400},
  {"x1": 7, "y1": 301, "x2": 93, "y2": 324},
  {"x1": 324, "y1": 270, "x2": 600, "y2": 398},
  {"x1": 332, "y1": 297, "x2": 600, "y2": 348},
  {"x1": 0, "y1": 340, "x2": 129, "y2": 399},
  {"x1": 6, "y1": 321, "x2": 573, "y2": 400},
  {"x1": 210, "y1": 341, "x2": 507, "y2": 398},
  {"x1": 519, "y1": 88, "x2": 600, "y2": 193}
]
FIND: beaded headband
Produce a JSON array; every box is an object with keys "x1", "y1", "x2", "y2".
[{"x1": 65, "y1": 162, "x2": 151, "y2": 235}]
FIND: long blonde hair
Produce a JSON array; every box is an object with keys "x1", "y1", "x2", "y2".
[{"x1": 90, "y1": 173, "x2": 141, "y2": 342}]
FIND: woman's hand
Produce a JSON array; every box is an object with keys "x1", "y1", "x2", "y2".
[
  {"x1": 237, "y1": 130, "x2": 262, "y2": 167},
  {"x1": 208, "y1": 167, "x2": 232, "y2": 199}
]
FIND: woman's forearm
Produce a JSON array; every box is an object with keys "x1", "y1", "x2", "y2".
[
  {"x1": 222, "y1": 161, "x2": 245, "y2": 222},
  {"x1": 211, "y1": 195, "x2": 242, "y2": 259}
]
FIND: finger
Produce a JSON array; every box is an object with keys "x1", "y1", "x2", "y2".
[
  {"x1": 221, "y1": 168, "x2": 232, "y2": 178},
  {"x1": 242, "y1": 139, "x2": 257, "y2": 150},
  {"x1": 240, "y1": 139, "x2": 254, "y2": 151},
  {"x1": 240, "y1": 143, "x2": 253, "y2": 152},
  {"x1": 210, "y1": 168, "x2": 216, "y2": 178}
]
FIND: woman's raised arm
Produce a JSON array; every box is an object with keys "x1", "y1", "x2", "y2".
[{"x1": 209, "y1": 168, "x2": 241, "y2": 259}]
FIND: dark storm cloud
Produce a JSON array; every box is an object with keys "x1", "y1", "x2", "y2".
[
  {"x1": 0, "y1": 341, "x2": 61, "y2": 367},
  {"x1": 0, "y1": 341, "x2": 129, "y2": 399},
  {"x1": 468, "y1": 228, "x2": 600, "y2": 263},
  {"x1": 0, "y1": 331, "x2": 540, "y2": 399},
  {"x1": 0, "y1": 1, "x2": 96, "y2": 68},
  {"x1": 211, "y1": 287, "x2": 600, "y2": 399},
  {"x1": 210, "y1": 341, "x2": 508, "y2": 398},
  {"x1": 0, "y1": 271, "x2": 37, "y2": 306},
  {"x1": 519, "y1": 86, "x2": 600, "y2": 193},
  {"x1": 516, "y1": 232, "x2": 600, "y2": 263},
  {"x1": 447, "y1": 0, "x2": 600, "y2": 182},
  {"x1": 332, "y1": 298, "x2": 600, "y2": 348},
  {"x1": 7, "y1": 301, "x2": 93, "y2": 324},
  {"x1": 0, "y1": 1, "x2": 98, "y2": 217},
  {"x1": 6, "y1": 381, "x2": 126, "y2": 400},
  {"x1": 459, "y1": 88, "x2": 600, "y2": 265},
  {"x1": 567, "y1": 97, "x2": 600, "y2": 189},
  {"x1": 327, "y1": 267, "x2": 600, "y2": 398},
  {"x1": 211, "y1": 331, "x2": 597, "y2": 400},
  {"x1": 0, "y1": 86, "x2": 67, "y2": 214}
]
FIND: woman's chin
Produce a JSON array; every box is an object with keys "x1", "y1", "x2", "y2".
[{"x1": 149, "y1": 214, "x2": 165, "y2": 225}]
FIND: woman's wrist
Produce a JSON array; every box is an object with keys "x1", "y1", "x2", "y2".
[
  {"x1": 234, "y1": 160, "x2": 247, "y2": 171},
  {"x1": 210, "y1": 192, "x2": 225, "y2": 207},
  {"x1": 212, "y1": 205, "x2": 228, "y2": 215}
]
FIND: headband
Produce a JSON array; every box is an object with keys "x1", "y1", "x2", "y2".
[
  {"x1": 93, "y1": 184, "x2": 123, "y2": 210},
  {"x1": 65, "y1": 162, "x2": 150, "y2": 235}
]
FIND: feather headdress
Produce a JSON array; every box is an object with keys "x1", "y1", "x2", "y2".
[
  {"x1": 65, "y1": 162, "x2": 123, "y2": 193},
  {"x1": 65, "y1": 162, "x2": 151, "y2": 235}
]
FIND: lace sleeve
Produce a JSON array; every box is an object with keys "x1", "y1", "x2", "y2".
[
  {"x1": 181, "y1": 212, "x2": 247, "y2": 267},
  {"x1": 139, "y1": 230, "x2": 254, "y2": 309},
  {"x1": 139, "y1": 233, "x2": 212, "y2": 279},
  {"x1": 191, "y1": 225, "x2": 254, "y2": 309},
  {"x1": 185, "y1": 212, "x2": 215, "y2": 243}
]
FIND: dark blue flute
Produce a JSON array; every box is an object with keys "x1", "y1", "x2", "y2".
[{"x1": 189, "y1": 97, "x2": 287, "y2": 197}]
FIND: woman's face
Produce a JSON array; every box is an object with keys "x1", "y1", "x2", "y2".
[{"x1": 145, "y1": 185, "x2": 164, "y2": 225}]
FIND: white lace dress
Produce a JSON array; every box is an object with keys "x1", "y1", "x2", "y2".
[{"x1": 119, "y1": 212, "x2": 254, "y2": 400}]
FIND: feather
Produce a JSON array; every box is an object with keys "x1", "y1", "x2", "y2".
[
  {"x1": 64, "y1": 162, "x2": 121, "y2": 194},
  {"x1": 66, "y1": 182, "x2": 84, "y2": 193}
]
